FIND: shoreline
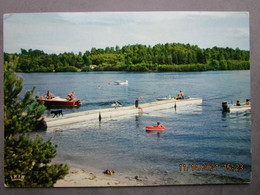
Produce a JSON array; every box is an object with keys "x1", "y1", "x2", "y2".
[
  {"x1": 54, "y1": 164, "x2": 149, "y2": 187},
  {"x1": 53, "y1": 160, "x2": 250, "y2": 187},
  {"x1": 52, "y1": 157, "x2": 183, "y2": 187},
  {"x1": 52, "y1": 157, "x2": 154, "y2": 187}
]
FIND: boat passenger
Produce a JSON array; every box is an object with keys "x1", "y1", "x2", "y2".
[
  {"x1": 135, "y1": 97, "x2": 143, "y2": 113},
  {"x1": 46, "y1": 90, "x2": 53, "y2": 99},
  {"x1": 157, "y1": 122, "x2": 163, "y2": 128},
  {"x1": 177, "y1": 90, "x2": 184, "y2": 99},
  {"x1": 236, "y1": 100, "x2": 241, "y2": 106},
  {"x1": 68, "y1": 91, "x2": 75, "y2": 101},
  {"x1": 246, "y1": 99, "x2": 251, "y2": 105}
]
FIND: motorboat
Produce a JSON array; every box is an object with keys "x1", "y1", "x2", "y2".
[
  {"x1": 222, "y1": 101, "x2": 251, "y2": 112},
  {"x1": 37, "y1": 96, "x2": 81, "y2": 107},
  {"x1": 114, "y1": 80, "x2": 128, "y2": 85}
]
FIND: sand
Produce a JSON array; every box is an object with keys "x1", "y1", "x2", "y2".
[{"x1": 54, "y1": 166, "x2": 147, "y2": 187}]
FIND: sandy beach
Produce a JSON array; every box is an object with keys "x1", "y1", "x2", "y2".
[{"x1": 54, "y1": 166, "x2": 148, "y2": 187}]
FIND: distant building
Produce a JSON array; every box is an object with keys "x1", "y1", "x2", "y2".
[{"x1": 90, "y1": 65, "x2": 97, "y2": 69}]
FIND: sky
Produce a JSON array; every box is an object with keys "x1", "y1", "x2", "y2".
[{"x1": 3, "y1": 12, "x2": 249, "y2": 54}]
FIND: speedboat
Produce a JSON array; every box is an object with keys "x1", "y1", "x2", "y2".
[
  {"x1": 37, "y1": 96, "x2": 81, "y2": 107},
  {"x1": 114, "y1": 80, "x2": 128, "y2": 85},
  {"x1": 222, "y1": 102, "x2": 251, "y2": 112}
]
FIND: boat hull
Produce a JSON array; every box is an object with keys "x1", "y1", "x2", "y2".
[
  {"x1": 145, "y1": 125, "x2": 166, "y2": 130},
  {"x1": 115, "y1": 80, "x2": 128, "y2": 85},
  {"x1": 222, "y1": 101, "x2": 251, "y2": 112},
  {"x1": 229, "y1": 105, "x2": 251, "y2": 112},
  {"x1": 146, "y1": 129, "x2": 166, "y2": 134},
  {"x1": 37, "y1": 97, "x2": 81, "y2": 107}
]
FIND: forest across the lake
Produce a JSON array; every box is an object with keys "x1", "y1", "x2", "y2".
[{"x1": 4, "y1": 43, "x2": 250, "y2": 72}]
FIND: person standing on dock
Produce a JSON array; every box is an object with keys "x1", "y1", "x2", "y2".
[{"x1": 135, "y1": 97, "x2": 143, "y2": 113}]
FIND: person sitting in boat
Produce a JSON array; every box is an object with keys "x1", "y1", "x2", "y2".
[
  {"x1": 46, "y1": 90, "x2": 53, "y2": 99},
  {"x1": 245, "y1": 99, "x2": 251, "y2": 105},
  {"x1": 176, "y1": 90, "x2": 184, "y2": 99},
  {"x1": 236, "y1": 100, "x2": 241, "y2": 106},
  {"x1": 68, "y1": 91, "x2": 75, "y2": 101},
  {"x1": 157, "y1": 122, "x2": 163, "y2": 128},
  {"x1": 135, "y1": 97, "x2": 143, "y2": 113}
]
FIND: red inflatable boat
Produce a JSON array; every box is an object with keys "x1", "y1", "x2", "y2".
[
  {"x1": 37, "y1": 96, "x2": 81, "y2": 107},
  {"x1": 145, "y1": 125, "x2": 166, "y2": 131}
]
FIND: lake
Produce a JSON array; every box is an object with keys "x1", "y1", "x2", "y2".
[{"x1": 18, "y1": 70, "x2": 251, "y2": 185}]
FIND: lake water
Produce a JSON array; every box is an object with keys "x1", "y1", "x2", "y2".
[{"x1": 19, "y1": 71, "x2": 251, "y2": 185}]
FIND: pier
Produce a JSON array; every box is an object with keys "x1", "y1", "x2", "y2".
[{"x1": 45, "y1": 98, "x2": 202, "y2": 128}]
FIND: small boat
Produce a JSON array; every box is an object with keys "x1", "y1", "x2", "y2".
[
  {"x1": 145, "y1": 125, "x2": 166, "y2": 131},
  {"x1": 145, "y1": 125, "x2": 166, "y2": 134},
  {"x1": 222, "y1": 101, "x2": 251, "y2": 112},
  {"x1": 157, "y1": 95, "x2": 172, "y2": 101},
  {"x1": 145, "y1": 129, "x2": 165, "y2": 134},
  {"x1": 114, "y1": 80, "x2": 128, "y2": 85},
  {"x1": 37, "y1": 96, "x2": 81, "y2": 107}
]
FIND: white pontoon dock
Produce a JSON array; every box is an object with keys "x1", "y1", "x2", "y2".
[{"x1": 45, "y1": 98, "x2": 202, "y2": 128}]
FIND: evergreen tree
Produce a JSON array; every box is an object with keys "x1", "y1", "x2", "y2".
[{"x1": 4, "y1": 56, "x2": 69, "y2": 187}]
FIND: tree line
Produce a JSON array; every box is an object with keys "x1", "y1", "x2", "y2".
[{"x1": 4, "y1": 43, "x2": 250, "y2": 72}]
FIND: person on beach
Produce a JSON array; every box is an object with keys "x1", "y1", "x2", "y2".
[
  {"x1": 245, "y1": 99, "x2": 251, "y2": 105},
  {"x1": 135, "y1": 97, "x2": 143, "y2": 113},
  {"x1": 68, "y1": 91, "x2": 75, "y2": 101},
  {"x1": 236, "y1": 100, "x2": 241, "y2": 106},
  {"x1": 46, "y1": 90, "x2": 53, "y2": 99}
]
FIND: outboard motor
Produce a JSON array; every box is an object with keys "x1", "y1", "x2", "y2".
[{"x1": 222, "y1": 102, "x2": 230, "y2": 112}]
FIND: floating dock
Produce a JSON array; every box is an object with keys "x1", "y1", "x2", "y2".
[{"x1": 45, "y1": 98, "x2": 202, "y2": 128}]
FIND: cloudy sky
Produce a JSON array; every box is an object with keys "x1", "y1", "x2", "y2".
[{"x1": 4, "y1": 12, "x2": 249, "y2": 54}]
